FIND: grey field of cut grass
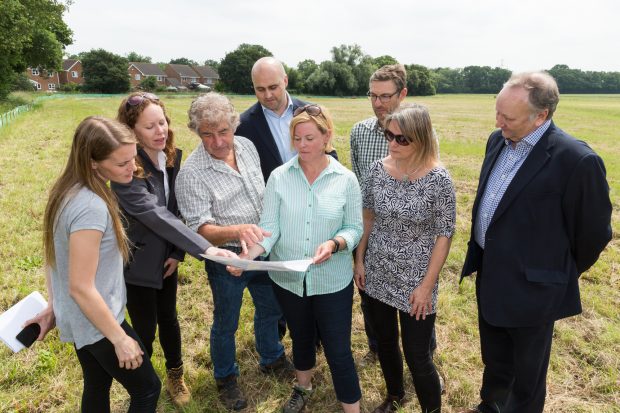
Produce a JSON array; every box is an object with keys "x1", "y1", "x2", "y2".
[{"x1": 0, "y1": 93, "x2": 618, "y2": 412}]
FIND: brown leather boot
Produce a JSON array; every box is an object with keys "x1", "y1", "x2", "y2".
[{"x1": 166, "y1": 365, "x2": 191, "y2": 406}]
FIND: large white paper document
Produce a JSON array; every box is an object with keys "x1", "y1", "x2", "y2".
[
  {"x1": 202, "y1": 254, "x2": 313, "y2": 272},
  {"x1": 0, "y1": 291, "x2": 47, "y2": 353}
]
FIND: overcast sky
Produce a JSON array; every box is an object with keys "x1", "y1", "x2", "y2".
[{"x1": 64, "y1": 0, "x2": 619, "y2": 73}]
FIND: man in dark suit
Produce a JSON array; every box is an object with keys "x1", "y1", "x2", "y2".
[
  {"x1": 236, "y1": 56, "x2": 336, "y2": 182},
  {"x1": 458, "y1": 72, "x2": 612, "y2": 413}
]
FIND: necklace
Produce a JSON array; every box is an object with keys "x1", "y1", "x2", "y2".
[{"x1": 395, "y1": 159, "x2": 422, "y2": 182}]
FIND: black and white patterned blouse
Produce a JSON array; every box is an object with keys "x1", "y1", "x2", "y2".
[{"x1": 361, "y1": 160, "x2": 456, "y2": 314}]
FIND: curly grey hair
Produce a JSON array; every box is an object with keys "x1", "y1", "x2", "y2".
[{"x1": 187, "y1": 92, "x2": 240, "y2": 133}]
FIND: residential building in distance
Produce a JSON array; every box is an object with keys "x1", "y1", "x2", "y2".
[
  {"x1": 164, "y1": 64, "x2": 200, "y2": 87},
  {"x1": 192, "y1": 65, "x2": 220, "y2": 87},
  {"x1": 25, "y1": 67, "x2": 60, "y2": 91},
  {"x1": 128, "y1": 62, "x2": 167, "y2": 89},
  {"x1": 59, "y1": 59, "x2": 84, "y2": 86}
]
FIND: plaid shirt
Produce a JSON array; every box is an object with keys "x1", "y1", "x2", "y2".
[
  {"x1": 350, "y1": 117, "x2": 389, "y2": 183},
  {"x1": 175, "y1": 136, "x2": 265, "y2": 248}
]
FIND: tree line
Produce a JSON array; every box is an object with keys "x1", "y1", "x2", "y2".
[{"x1": 3, "y1": 1, "x2": 620, "y2": 99}]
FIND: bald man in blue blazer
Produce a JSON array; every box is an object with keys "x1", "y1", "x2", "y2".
[{"x1": 458, "y1": 72, "x2": 612, "y2": 413}]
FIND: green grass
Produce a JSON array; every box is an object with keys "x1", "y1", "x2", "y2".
[{"x1": 0, "y1": 94, "x2": 618, "y2": 412}]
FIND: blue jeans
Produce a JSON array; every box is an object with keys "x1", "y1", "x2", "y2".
[{"x1": 205, "y1": 258, "x2": 284, "y2": 380}]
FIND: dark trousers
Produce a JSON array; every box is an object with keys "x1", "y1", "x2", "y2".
[
  {"x1": 475, "y1": 275, "x2": 554, "y2": 413},
  {"x1": 272, "y1": 280, "x2": 361, "y2": 404},
  {"x1": 366, "y1": 295, "x2": 441, "y2": 413},
  {"x1": 126, "y1": 271, "x2": 182, "y2": 370},
  {"x1": 75, "y1": 320, "x2": 161, "y2": 413}
]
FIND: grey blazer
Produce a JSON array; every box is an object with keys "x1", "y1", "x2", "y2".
[{"x1": 112, "y1": 148, "x2": 211, "y2": 289}]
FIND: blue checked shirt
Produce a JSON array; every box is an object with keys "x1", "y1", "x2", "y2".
[{"x1": 474, "y1": 120, "x2": 551, "y2": 249}]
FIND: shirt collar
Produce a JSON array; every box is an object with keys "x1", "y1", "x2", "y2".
[
  {"x1": 504, "y1": 120, "x2": 551, "y2": 148},
  {"x1": 289, "y1": 155, "x2": 342, "y2": 175},
  {"x1": 261, "y1": 93, "x2": 293, "y2": 118}
]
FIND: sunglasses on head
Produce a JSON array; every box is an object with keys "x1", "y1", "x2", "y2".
[
  {"x1": 126, "y1": 93, "x2": 159, "y2": 108},
  {"x1": 293, "y1": 104, "x2": 322, "y2": 117},
  {"x1": 384, "y1": 129, "x2": 411, "y2": 146}
]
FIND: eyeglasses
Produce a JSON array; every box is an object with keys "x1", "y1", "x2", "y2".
[
  {"x1": 367, "y1": 91, "x2": 399, "y2": 103},
  {"x1": 126, "y1": 93, "x2": 159, "y2": 108},
  {"x1": 293, "y1": 104, "x2": 322, "y2": 117},
  {"x1": 384, "y1": 129, "x2": 411, "y2": 146}
]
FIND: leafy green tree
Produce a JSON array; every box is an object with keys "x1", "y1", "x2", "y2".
[
  {"x1": 296, "y1": 59, "x2": 318, "y2": 93},
  {"x1": 331, "y1": 44, "x2": 366, "y2": 66},
  {"x1": 139, "y1": 76, "x2": 158, "y2": 92},
  {"x1": 218, "y1": 44, "x2": 272, "y2": 94},
  {"x1": 204, "y1": 59, "x2": 220, "y2": 71},
  {"x1": 169, "y1": 57, "x2": 199, "y2": 66},
  {"x1": 127, "y1": 52, "x2": 151, "y2": 63},
  {"x1": 405, "y1": 64, "x2": 436, "y2": 96},
  {"x1": 306, "y1": 61, "x2": 357, "y2": 96},
  {"x1": 373, "y1": 55, "x2": 398, "y2": 68},
  {"x1": 432, "y1": 67, "x2": 465, "y2": 93},
  {"x1": 81, "y1": 49, "x2": 130, "y2": 93},
  {"x1": 284, "y1": 64, "x2": 300, "y2": 94},
  {"x1": 352, "y1": 56, "x2": 377, "y2": 95},
  {"x1": 0, "y1": 0, "x2": 72, "y2": 99}
]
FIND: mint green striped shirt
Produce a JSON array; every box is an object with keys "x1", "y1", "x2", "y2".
[{"x1": 259, "y1": 156, "x2": 362, "y2": 297}]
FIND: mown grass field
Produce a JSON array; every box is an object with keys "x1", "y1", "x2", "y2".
[{"x1": 0, "y1": 93, "x2": 618, "y2": 412}]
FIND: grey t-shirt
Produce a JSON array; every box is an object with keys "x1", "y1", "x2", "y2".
[{"x1": 51, "y1": 186, "x2": 126, "y2": 349}]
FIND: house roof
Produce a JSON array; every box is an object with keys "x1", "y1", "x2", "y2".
[
  {"x1": 129, "y1": 62, "x2": 166, "y2": 77},
  {"x1": 192, "y1": 65, "x2": 220, "y2": 79},
  {"x1": 167, "y1": 64, "x2": 200, "y2": 78},
  {"x1": 62, "y1": 59, "x2": 80, "y2": 71}
]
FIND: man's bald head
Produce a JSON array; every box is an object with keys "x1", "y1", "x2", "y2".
[{"x1": 251, "y1": 57, "x2": 289, "y2": 115}]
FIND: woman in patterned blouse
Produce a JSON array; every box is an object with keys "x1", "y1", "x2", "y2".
[{"x1": 354, "y1": 103, "x2": 456, "y2": 413}]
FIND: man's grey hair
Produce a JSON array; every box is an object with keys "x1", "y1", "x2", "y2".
[
  {"x1": 504, "y1": 71, "x2": 560, "y2": 120},
  {"x1": 187, "y1": 92, "x2": 240, "y2": 132}
]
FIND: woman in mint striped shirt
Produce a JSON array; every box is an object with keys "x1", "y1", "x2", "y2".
[{"x1": 242, "y1": 105, "x2": 363, "y2": 413}]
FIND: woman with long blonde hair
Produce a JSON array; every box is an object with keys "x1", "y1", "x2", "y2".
[{"x1": 27, "y1": 116, "x2": 161, "y2": 412}]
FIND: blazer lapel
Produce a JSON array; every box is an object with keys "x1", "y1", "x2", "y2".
[
  {"x1": 489, "y1": 131, "x2": 553, "y2": 226},
  {"x1": 250, "y1": 104, "x2": 283, "y2": 164}
]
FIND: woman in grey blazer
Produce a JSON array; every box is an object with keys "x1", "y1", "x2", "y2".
[{"x1": 112, "y1": 92, "x2": 236, "y2": 407}]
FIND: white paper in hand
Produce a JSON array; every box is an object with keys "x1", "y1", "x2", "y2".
[
  {"x1": 201, "y1": 254, "x2": 312, "y2": 272},
  {"x1": 0, "y1": 291, "x2": 47, "y2": 353}
]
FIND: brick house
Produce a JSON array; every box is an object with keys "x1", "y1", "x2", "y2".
[
  {"x1": 164, "y1": 64, "x2": 199, "y2": 87},
  {"x1": 191, "y1": 65, "x2": 220, "y2": 87},
  {"x1": 25, "y1": 67, "x2": 60, "y2": 91},
  {"x1": 128, "y1": 62, "x2": 167, "y2": 89},
  {"x1": 59, "y1": 59, "x2": 84, "y2": 85}
]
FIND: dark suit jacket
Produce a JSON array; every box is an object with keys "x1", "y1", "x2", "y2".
[
  {"x1": 461, "y1": 122, "x2": 612, "y2": 328},
  {"x1": 112, "y1": 148, "x2": 211, "y2": 289},
  {"x1": 236, "y1": 98, "x2": 338, "y2": 182}
]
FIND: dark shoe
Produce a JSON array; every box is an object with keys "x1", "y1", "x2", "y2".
[
  {"x1": 282, "y1": 385, "x2": 313, "y2": 413},
  {"x1": 372, "y1": 394, "x2": 407, "y2": 413},
  {"x1": 216, "y1": 375, "x2": 247, "y2": 411},
  {"x1": 456, "y1": 408, "x2": 482, "y2": 413},
  {"x1": 260, "y1": 354, "x2": 295, "y2": 377}
]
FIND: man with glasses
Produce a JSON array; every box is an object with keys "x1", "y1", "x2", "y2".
[{"x1": 349, "y1": 64, "x2": 409, "y2": 367}]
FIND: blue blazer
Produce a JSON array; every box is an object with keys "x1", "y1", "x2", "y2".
[
  {"x1": 236, "y1": 98, "x2": 338, "y2": 182},
  {"x1": 461, "y1": 122, "x2": 612, "y2": 327}
]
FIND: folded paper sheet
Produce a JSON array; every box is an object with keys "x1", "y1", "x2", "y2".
[{"x1": 201, "y1": 254, "x2": 313, "y2": 272}]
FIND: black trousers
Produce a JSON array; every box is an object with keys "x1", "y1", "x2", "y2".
[
  {"x1": 75, "y1": 321, "x2": 161, "y2": 413},
  {"x1": 476, "y1": 276, "x2": 554, "y2": 413},
  {"x1": 366, "y1": 295, "x2": 441, "y2": 413},
  {"x1": 125, "y1": 271, "x2": 183, "y2": 370}
]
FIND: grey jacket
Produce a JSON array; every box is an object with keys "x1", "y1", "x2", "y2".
[{"x1": 111, "y1": 148, "x2": 211, "y2": 289}]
